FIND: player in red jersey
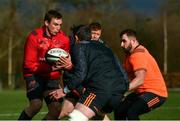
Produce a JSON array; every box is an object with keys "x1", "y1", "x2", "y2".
[{"x1": 18, "y1": 10, "x2": 72, "y2": 120}]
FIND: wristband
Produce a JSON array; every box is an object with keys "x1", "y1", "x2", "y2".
[{"x1": 63, "y1": 86, "x2": 71, "y2": 94}]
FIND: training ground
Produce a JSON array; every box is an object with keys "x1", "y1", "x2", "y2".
[{"x1": 0, "y1": 89, "x2": 179, "y2": 120}]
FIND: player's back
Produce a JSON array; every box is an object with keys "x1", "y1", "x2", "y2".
[{"x1": 79, "y1": 41, "x2": 129, "y2": 94}]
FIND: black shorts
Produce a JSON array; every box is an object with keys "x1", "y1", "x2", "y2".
[
  {"x1": 114, "y1": 92, "x2": 167, "y2": 120},
  {"x1": 139, "y1": 92, "x2": 167, "y2": 110},
  {"x1": 117, "y1": 92, "x2": 166, "y2": 114},
  {"x1": 65, "y1": 92, "x2": 79, "y2": 101},
  {"x1": 25, "y1": 75, "x2": 61, "y2": 104},
  {"x1": 78, "y1": 90, "x2": 124, "y2": 114}
]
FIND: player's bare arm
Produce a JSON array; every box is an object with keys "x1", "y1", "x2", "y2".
[{"x1": 129, "y1": 69, "x2": 146, "y2": 91}]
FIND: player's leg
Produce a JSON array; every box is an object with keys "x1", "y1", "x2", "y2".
[
  {"x1": 68, "y1": 102, "x2": 95, "y2": 121},
  {"x1": 58, "y1": 85, "x2": 86, "y2": 119},
  {"x1": 44, "y1": 98, "x2": 62, "y2": 120},
  {"x1": 114, "y1": 92, "x2": 139, "y2": 120},
  {"x1": 68, "y1": 92, "x2": 97, "y2": 121},
  {"x1": 18, "y1": 99, "x2": 43, "y2": 120},
  {"x1": 126, "y1": 97, "x2": 148, "y2": 120},
  {"x1": 18, "y1": 76, "x2": 43, "y2": 120},
  {"x1": 99, "y1": 93, "x2": 124, "y2": 121},
  {"x1": 42, "y1": 80, "x2": 63, "y2": 120},
  {"x1": 59, "y1": 97, "x2": 76, "y2": 119},
  {"x1": 68, "y1": 91, "x2": 111, "y2": 121},
  {"x1": 126, "y1": 92, "x2": 166, "y2": 120}
]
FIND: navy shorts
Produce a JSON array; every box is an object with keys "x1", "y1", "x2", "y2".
[
  {"x1": 78, "y1": 90, "x2": 124, "y2": 114},
  {"x1": 25, "y1": 75, "x2": 61, "y2": 104}
]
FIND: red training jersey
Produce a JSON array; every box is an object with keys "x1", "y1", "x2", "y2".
[{"x1": 23, "y1": 26, "x2": 70, "y2": 80}]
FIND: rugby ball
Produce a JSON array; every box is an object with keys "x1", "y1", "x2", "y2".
[{"x1": 45, "y1": 48, "x2": 68, "y2": 63}]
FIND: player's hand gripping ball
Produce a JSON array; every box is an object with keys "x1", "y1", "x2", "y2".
[{"x1": 45, "y1": 48, "x2": 68, "y2": 63}]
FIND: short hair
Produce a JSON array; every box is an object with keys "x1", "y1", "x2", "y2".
[
  {"x1": 89, "y1": 22, "x2": 101, "y2": 31},
  {"x1": 44, "y1": 10, "x2": 62, "y2": 23},
  {"x1": 70, "y1": 24, "x2": 85, "y2": 37},
  {"x1": 69, "y1": 24, "x2": 85, "y2": 48},
  {"x1": 76, "y1": 25, "x2": 91, "y2": 41},
  {"x1": 119, "y1": 29, "x2": 137, "y2": 38}
]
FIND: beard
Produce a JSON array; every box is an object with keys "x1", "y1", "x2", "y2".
[{"x1": 123, "y1": 44, "x2": 132, "y2": 54}]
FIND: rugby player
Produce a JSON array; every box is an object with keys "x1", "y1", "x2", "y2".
[{"x1": 50, "y1": 25, "x2": 129, "y2": 121}]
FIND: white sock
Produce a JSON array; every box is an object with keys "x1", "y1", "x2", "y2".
[{"x1": 68, "y1": 109, "x2": 88, "y2": 121}]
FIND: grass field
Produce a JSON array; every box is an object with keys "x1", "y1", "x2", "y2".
[{"x1": 0, "y1": 89, "x2": 180, "y2": 120}]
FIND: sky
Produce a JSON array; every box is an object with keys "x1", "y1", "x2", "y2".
[
  {"x1": 0, "y1": 0, "x2": 164, "y2": 17},
  {"x1": 123, "y1": 0, "x2": 163, "y2": 15}
]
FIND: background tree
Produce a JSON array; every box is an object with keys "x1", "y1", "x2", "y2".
[{"x1": 0, "y1": 0, "x2": 179, "y2": 89}]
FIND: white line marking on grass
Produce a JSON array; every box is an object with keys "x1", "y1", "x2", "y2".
[
  {"x1": 0, "y1": 112, "x2": 47, "y2": 117},
  {"x1": 0, "y1": 106, "x2": 180, "y2": 117}
]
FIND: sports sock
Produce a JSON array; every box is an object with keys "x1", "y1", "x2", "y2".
[{"x1": 69, "y1": 109, "x2": 88, "y2": 121}]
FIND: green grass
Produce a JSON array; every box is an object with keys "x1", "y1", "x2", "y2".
[
  {"x1": 0, "y1": 90, "x2": 48, "y2": 120},
  {"x1": 0, "y1": 90, "x2": 180, "y2": 120}
]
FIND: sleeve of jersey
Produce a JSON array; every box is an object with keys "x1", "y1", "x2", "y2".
[
  {"x1": 129, "y1": 52, "x2": 147, "y2": 71},
  {"x1": 63, "y1": 44, "x2": 87, "y2": 91},
  {"x1": 65, "y1": 37, "x2": 70, "y2": 53},
  {"x1": 61, "y1": 32, "x2": 70, "y2": 53},
  {"x1": 23, "y1": 34, "x2": 52, "y2": 74}
]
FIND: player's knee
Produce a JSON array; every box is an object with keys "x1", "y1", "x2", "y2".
[
  {"x1": 60, "y1": 110, "x2": 71, "y2": 118},
  {"x1": 68, "y1": 109, "x2": 88, "y2": 121},
  {"x1": 44, "y1": 95, "x2": 63, "y2": 105},
  {"x1": 59, "y1": 99, "x2": 75, "y2": 119},
  {"x1": 48, "y1": 104, "x2": 61, "y2": 118}
]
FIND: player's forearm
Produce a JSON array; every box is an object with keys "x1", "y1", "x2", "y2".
[
  {"x1": 129, "y1": 78, "x2": 144, "y2": 91},
  {"x1": 129, "y1": 69, "x2": 146, "y2": 91}
]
